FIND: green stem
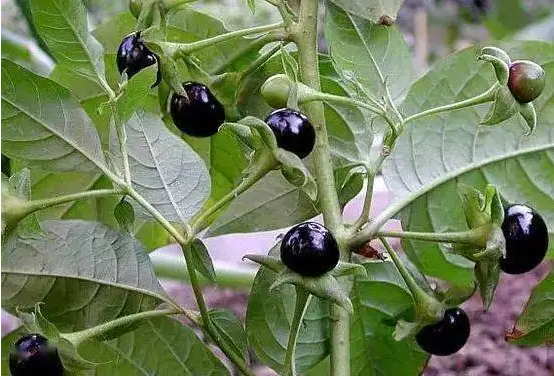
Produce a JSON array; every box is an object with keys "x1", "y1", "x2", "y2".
[
  {"x1": 150, "y1": 252, "x2": 256, "y2": 289},
  {"x1": 303, "y1": 91, "x2": 386, "y2": 120},
  {"x1": 294, "y1": 0, "x2": 342, "y2": 232},
  {"x1": 329, "y1": 299, "x2": 350, "y2": 376},
  {"x1": 25, "y1": 189, "x2": 123, "y2": 214},
  {"x1": 237, "y1": 42, "x2": 283, "y2": 82},
  {"x1": 265, "y1": 0, "x2": 298, "y2": 24},
  {"x1": 401, "y1": 85, "x2": 497, "y2": 129},
  {"x1": 181, "y1": 244, "x2": 256, "y2": 376},
  {"x1": 115, "y1": 120, "x2": 132, "y2": 185},
  {"x1": 171, "y1": 23, "x2": 285, "y2": 56},
  {"x1": 374, "y1": 228, "x2": 488, "y2": 246},
  {"x1": 212, "y1": 32, "x2": 285, "y2": 74},
  {"x1": 62, "y1": 308, "x2": 181, "y2": 347},
  {"x1": 379, "y1": 238, "x2": 442, "y2": 321},
  {"x1": 351, "y1": 165, "x2": 374, "y2": 231},
  {"x1": 282, "y1": 289, "x2": 311, "y2": 376},
  {"x1": 191, "y1": 151, "x2": 277, "y2": 234}
]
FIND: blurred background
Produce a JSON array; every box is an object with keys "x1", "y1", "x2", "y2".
[{"x1": 1, "y1": 0, "x2": 554, "y2": 375}]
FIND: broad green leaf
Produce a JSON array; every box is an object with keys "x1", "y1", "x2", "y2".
[
  {"x1": 351, "y1": 261, "x2": 429, "y2": 376},
  {"x1": 75, "y1": 317, "x2": 229, "y2": 375},
  {"x1": 135, "y1": 221, "x2": 174, "y2": 252},
  {"x1": 246, "y1": 244, "x2": 331, "y2": 373},
  {"x1": 1, "y1": 59, "x2": 107, "y2": 173},
  {"x1": 1, "y1": 220, "x2": 169, "y2": 332},
  {"x1": 208, "y1": 171, "x2": 317, "y2": 236},
  {"x1": 190, "y1": 238, "x2": 216, "y2": 283},
  {"x1": 115, "y1": 110, "x2": 210, "y2": 223},
  {"x1": 114, "y1": 198, "x2": 136, "y2": 233},
  {"x1": 383, "y1": 42, "x2": 554, "y2": 287},
  {"x1": 1, "y1": 28, "x2": 53, "y2": 76},
  {"x1": 30, "y1": 0, "x2": 109, "y2": 95},
  {"x1": 114, "y1": 65, "x2": 158, "y2": 125},
  {"x1": 329, "y1": 0, "x2": 405, "y2": 24},
  {"x1": 325, "y1": 3, "x2": 414, "y2": 104},
  {"x1": 507, "y1": 270, "x2": 554, "y2": 346},
  {"x1": 209, "y1": 308, "x2": 248, "y2": 361}
]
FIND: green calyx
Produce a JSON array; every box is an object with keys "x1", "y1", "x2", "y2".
[{"x1": 261, "y1": 74, "x2": 318, "y2": 108}]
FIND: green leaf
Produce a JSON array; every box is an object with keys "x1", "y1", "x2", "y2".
[
  {"x1": 351, "y1": 260, "x2": 429, "y2": 376},
  {"x1": 384, "y1": 42, "x2": 554, "y2": 287},
  {"x1": 70, "y1": 317, "x2": 230, "y2": 375},
  {"x1": 325, "y1": 3, "x2": 414, "y2": 104},
  {"x1": 1, "y1": 59, "x2": 107, "y2": 173},
  {"x1": 246, "y1": 0, "x2": 256, "y2": 14},
  {"x1": 114, "y1": 198, "x2": 136, "y2": 233},
  {"x1": 190, "y1": 238, "x2": 216, "y2": 283},
  {"x1": 1, "y1": 220, "x2": 169, "y2": 332},
  {"x1": 134, "y1": 221, "x2": 174, "y2": 252},
  {"x1": 115, "y1": 110, "x2": 210, "y2": 223},
  {"x1": 507, "y1": 270, "x2": 554, "y2": 346},
  {"x1": 208, "y1": 308, "x2": 248, "y2": 361},
  {"x1": 329, "y1": 0, "x2": 404, "y2": 24},
  {"x1": 30, "y1": 0, "x2": 109, "y2": 95},
  {"x1": 114, "y1": 65, "x2": 158, "y2": 124},
  {"x1": 208, "y1": 171, "x2": 317, "y2": 236},
  {"x1": 246, "y1": 244, "x2": 331, "y2": 373}
]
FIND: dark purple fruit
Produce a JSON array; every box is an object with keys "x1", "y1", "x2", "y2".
[
  {"x1": 416, "y1": 307, "x2": 470, "y2": 356},
  {"x1": 265, "y1": 108, "x2": 315, "y2": 159},
  {"x1": 170, "y1": 82, "x2": 225, "y2": 138},
  {"x1": 507, "y1": 60, "x2": 546, "y2": 104},
  {"x1": 500, "y1": 204, "x2": 549, "y2": 274},
  {"x1": 116, "y1": 32, "x2": 161, "y2": 87},
  {"x1": 9, "y1": 334, "x2": 63, "y2": 376},
  {"x1": 280, "y1": 222, "x2": 339, "y2": 277}
]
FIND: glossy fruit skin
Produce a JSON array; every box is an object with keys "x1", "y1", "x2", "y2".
[
  {"x1": 507, "y1": 60, "x2": 546, "y2": 103},
  {"x1": 500, "y1": 204, "x2": 549, "y2": 274},
  {"x1": 265, "y1": 109, "x2": 316, "y2": 159},
  {"x1": 416, "y1": 307, "x2": 470, "y2": 356},
  {"x1": 116, "y1": 32, "x2": 161, "y2": 87},
  {"x1": 280, "y1": 222, "x2": 339, "y2": 277},
  {"x1": 170, "y1": 82, "x2": 226, "y2": 137},
  {"x1": 9, "y1": 334, "x2": 64, "y2": 376}
]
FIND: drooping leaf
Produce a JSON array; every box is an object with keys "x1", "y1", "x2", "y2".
[
  {"x1": 208, "y1": 171, "x2": 317, "y2": 236},
  {"x1": 70, "y1": 317, "x2": 230, "y2": 375},
  {"x1": 325, "y1": 3, "x2": 414, "y2": 104},
  {"x1": 209, "y1": 308, "x2": 248, "y2": 361},
  {"x1": 507, "y1": 270, "x2": 554, "y2": 346},
  {"x1": 1, "y1": 220, "x2": 169, "y2": 332},
  {"x1": 1, "y1": 60, "x2": 108, "y2": 173},
  {"x1": 329, "y1": 0, "x2": 405, "y2": 25},
  {"x1": 383, "y1": 42, "x2": 554, "y2": 287},
  {"x1": 189, "y1": 238, "x2": 216, "y2": 283},
  {"x1": 350, "y1": 261, "x2": 429, "y2": 376},
  {"x1": 116, "y1": 110, "x2": 211, "y2": 223},
  {"x1": 246, "y1": 244, "x2": 331, "y2": 373},
  {"x1": 30, "y1": 0, "x2": 110, "y2": 96}
]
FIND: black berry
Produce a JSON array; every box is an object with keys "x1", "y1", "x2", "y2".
[
  {"x1": 117, "y1": 32, "x2": 161, "y2": 87},
  {"x1": 170, "y1": 82, "x2": 225, "y2": 138},
  {"x1": 416, "y1": 307, "x2": 470, "y2": 356},
  {"x1": 500, "y1": 204, "x2": 549, "y2": 274},
  {"x1": 507, "y1": 60, "x2": 546, "y2": 103},
  {"x1": 265, "y1": 108, "x2": 315, "y2": 159},
  {"x1": 9, "y1": 334, "x2": 63, "y2": 376},
  {"x1": 280, "y1": 222, "x2": 339, "y2": 277}
]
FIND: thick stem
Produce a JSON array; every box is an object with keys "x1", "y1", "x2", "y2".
[
  {"x1": 172, "y1": 23, "x2": 285, "y2": 56},
  {"x1": 330, "y1": 301, "x2": 350, "y2": 376},
  {"x1": 62, "y1": 308, "x2": 181, "y2": 347},
  {"x1": 191, "y1": 151, "x2": 277, "y2": 234},
  {"x1": 25, "y1": 189, "x2": 123, "y2": 215},
  {"x1": 294, "y1": 0, "x2": 342, "y2": 232},
  {"x1": 115, "y1": 120, "x2": 132, "y2": 185},
  {"x1": 282, "y1": 289, "x2": 312, "y2": 376},
  {"x1": 379, "y1": 238, "x2": 442, "y2": 321},
  {"x1": 401, "y1": 85, "x2": 497, "y2": 129}
]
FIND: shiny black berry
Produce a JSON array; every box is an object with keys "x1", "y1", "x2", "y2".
[
  {"x1": 500, "y1": 204, "x2": 549, "y2": 275},
  {"x1": 416, "y1": 307, "x2": 470, "y2": 356},
  {"x1": 9, "y1": 334, "x2": 63, "y2": 376},
  {"x1": 117, "y1": 32, "x2": 161, "y2": 87},
  {"x1": 265, "y1": 108, "x2": 315, "y2": 159},
  {"x1": 507, "y1": 60, "x2": 546, "y2": 104},
  {"x1": 170, "y1": 82, "x2": 225, "y2": 138},
  {"x1": 280, "y1": 222, "x2": 339, "y2": 277}
]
